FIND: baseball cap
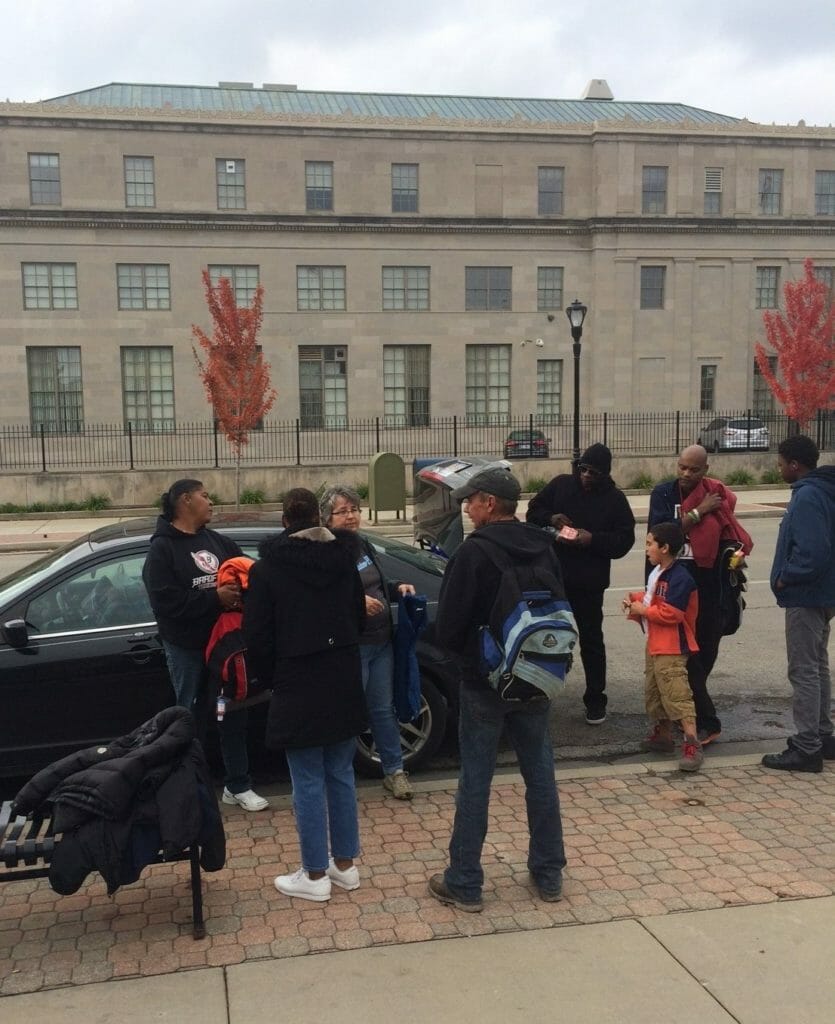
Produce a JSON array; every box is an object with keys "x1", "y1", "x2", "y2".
[{"x1": 452, "y1": 467, "x2": 522, "y2": 502}]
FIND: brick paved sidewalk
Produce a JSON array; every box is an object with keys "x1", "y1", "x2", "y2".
[{"x1": 1, "y1": 758, "x2": 833, "y2": 997}]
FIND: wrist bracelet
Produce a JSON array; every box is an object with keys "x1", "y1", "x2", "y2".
[{"x1": 688, "y1": 509, "x2": 700, "y2": 523}]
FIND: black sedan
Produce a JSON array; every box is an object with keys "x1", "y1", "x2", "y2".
[{"x1": 0, "y1": 516, "x2": 459, "y2": 779}]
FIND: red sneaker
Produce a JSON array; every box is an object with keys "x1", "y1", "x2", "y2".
[
  {"x1": 679, "y1": 738, "x2": 704, "y2": 772},
  {"x1": 639, "y1": 723, "x2": 675, "y2": 754}
]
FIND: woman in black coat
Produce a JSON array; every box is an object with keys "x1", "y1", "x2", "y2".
[{"x1": 243, "y1": 488, "x2": 367, "y2": 903}]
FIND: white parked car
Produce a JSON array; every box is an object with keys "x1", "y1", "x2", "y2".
[{"x1": 698, "y1": 416, "x2": 770, "y2": 452}]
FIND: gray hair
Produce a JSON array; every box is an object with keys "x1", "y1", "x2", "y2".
[{"x1": 319, "y1": 485, "x2": 362, "y2": 525}]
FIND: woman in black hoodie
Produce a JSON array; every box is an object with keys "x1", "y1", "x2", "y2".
[
  {"x1": 142, "y1": 478, "x2": 268, "y2": 812},
  {"x1": 243, "y1": 488, "x2": 367, "y2": 902}
]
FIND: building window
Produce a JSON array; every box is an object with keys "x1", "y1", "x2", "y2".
[
  {"x1": 814, "y1": 265, "x2": 834, "y2": 304},
  {"x1": 383, "y1": 346, "x2": 430, "y2": 426},
  {"x1": 296, "y1": 266, "x2": 346, "y2": 311},
  {"x1": 26, "y1": 347, "x2": 83, "y2": 433},
  {"x1": 22, "y1": 263, "x2": 78, "y2": 310},
  {"x1": 753, "y1": 356, "x2": 777, "y2": 415},
  {"x1": 704, "y1": 167, "x2": 723, "y2": 215},
  {"x1": 537, "y1": 359, "x2": 563, "y2": 419},
  {"x1": 537, "y1": 267, "x2": 564, "y2": 311},
  {"x1": 124, "y1": 156, "x2": 155, "y2": 207},
  {"x1": 298, "y1": 345, "x2": 347, "y2": 428},
  {"x1": 117, "y1": 265, "x2": 170, "y2": 310},
  {"x1": 537, "y1": 167, "x2": 564, "y2": 215},
  {"x1": 216, "y1": 158, "x2": 245, "y2": 209},
  {"x1": 465, "y1": 344, "x2": 510, "y2": 424},
  {"x1": 755, "y1": 267, "x2": 780, "y2": 308},
  {"x1": 121, "y1": 347, "x2": 174, "y2": 432},
  {"x1": 391, "y1": 164, "x2": 418, "y2": 212},
  {"x1": 640, "y1": 266, "x2": 666, "y2": 309},
  {"x1": 699, "y1": 364, "x2": 717, "y2": 412},
  {"x1": 758, "y1": 169, "x2": 783, "y2": 215},
  {"x1": 305, "y1": 161, "x2": 333, "y2": 211},
  {"x1": 815, "y1": 171, "x2": 835, "y2": 215},
  {"x1": 382, "y1": 266, "x2": 429, "y2": 310},
  {"x1": 642, "y1": 166, "x2": 667, "y2": 214},
  {"x1": 28, "y1": 153, "x2": 61, "y2": 205},
  {"x1": 465, "y1": 267, "x2": 512, "y2": 311},
  {"x1": 208, "y1": 265, "x2": 259, "y2": 306}
]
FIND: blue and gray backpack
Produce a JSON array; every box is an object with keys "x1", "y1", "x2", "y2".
[{"x1": 473, "y1": 536, "x2": 578, "y2": 701}]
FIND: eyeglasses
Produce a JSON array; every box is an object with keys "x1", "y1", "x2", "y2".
[
  {"x1": 331, "y1": 506, "x2": 361, "y2": 517},
  {"x1": 578, "y1": 464, "x2": 603, "y2": 477}
]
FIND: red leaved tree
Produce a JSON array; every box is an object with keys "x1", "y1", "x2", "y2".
[
  {"x1": 192, "y1": 270, "x2": 277, "y2": 507},
  {"x1": 755, "y1": 258, "x2": 835, "y2": 431}
]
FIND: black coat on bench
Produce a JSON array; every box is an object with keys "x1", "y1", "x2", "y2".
[{"x1": 11, "y1": 707, "x2": 225, "y2": 895}]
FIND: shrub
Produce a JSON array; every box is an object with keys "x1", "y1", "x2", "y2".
[
  {"x1": 724, "y1": 469, "x2": 755, "y2": 486},
  {"x1": 760, "y1": 468, "x2": 783, "y2": 485},
  {"x1": 208, "y1": 493, "x2": 223, "y2": 506},
  {"x1": 525, "y1": 475, "x2": 549, "y2": 493},
  {"x1": 629, "y1": 473, "x2": 654, "y2": 490},
  {"x1": 355, "y1": 482, "x2": 369, "y2": 500},
  {"x1": 82, "y1": 494, "x2": 111, "y2": 511},
  {"x1": 239, "y1": 488, "x2": 265, "y2": 505}
]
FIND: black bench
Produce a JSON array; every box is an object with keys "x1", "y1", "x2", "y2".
[{"x1": 0, "y1": 800, "x2": 206, "y2": 939}]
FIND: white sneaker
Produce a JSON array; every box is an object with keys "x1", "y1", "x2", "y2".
[
  {"x1": 274, "y1": 868, "x2": 331, "y2": 902},
  {"x1": 222, "y1": 787, "x2": 269, "y2": 812},
  {"x1": 327, "y1": 858, "x2": 360, "y2": 891}
]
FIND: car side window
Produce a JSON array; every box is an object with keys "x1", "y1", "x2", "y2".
[{"x1": 26, "y1": 554, "x2": 153, "y2": 634}]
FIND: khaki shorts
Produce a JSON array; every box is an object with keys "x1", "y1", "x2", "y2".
[{"x1": 644, "y1": 650, "x2": 696, "y2": 723}]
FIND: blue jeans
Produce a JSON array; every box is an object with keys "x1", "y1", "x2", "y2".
[
  {"x1": 162, "y1": 640, "x2": 251, "y2": 795},
  {"x1": 444, "y1": 684, "x2": 566, "y2": 903},
  {"x1": 285, "y1": 739, "x2": 361, "y2": 872},
  {"x1": 360, "y1": 643, "x2": 403, "y2": 776}
]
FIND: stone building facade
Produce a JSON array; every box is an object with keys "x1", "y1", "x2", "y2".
[{"x1": 1, "y1": 81, "x2": 834, "y2": 434}]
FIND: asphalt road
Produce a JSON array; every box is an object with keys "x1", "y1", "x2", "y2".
[{"x1": 0, "y1": 518, "x2": 820, "y2": 786}]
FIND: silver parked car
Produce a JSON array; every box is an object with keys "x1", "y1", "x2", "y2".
[{"x1": 698, "y1": 416, "x2": 770, "y2": 452}]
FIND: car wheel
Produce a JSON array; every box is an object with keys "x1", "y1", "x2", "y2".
[{"x1": 354, "y1": 673, "x2": 449, "y2": 777}]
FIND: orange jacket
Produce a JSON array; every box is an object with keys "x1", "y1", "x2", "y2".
[{"x1": 628, "y1": 562, "x2": 699, "y2": 656}]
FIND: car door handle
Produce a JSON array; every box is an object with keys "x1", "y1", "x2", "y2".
[{"x1": 129, "y1": 631, "x2": 159, "y2": 643}]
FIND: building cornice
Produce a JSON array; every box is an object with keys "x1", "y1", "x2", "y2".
[{"x1": 2, "y1": 209, "x2": 835, "y2": 236}]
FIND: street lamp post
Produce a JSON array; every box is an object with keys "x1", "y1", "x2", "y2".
[{"x1": 565, "y1": 298, "x2": 588, "y2": 464}]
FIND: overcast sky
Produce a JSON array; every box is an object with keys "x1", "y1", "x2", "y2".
[{"x1": 4, "y1": 0, "x2": 834, "y2": 126}]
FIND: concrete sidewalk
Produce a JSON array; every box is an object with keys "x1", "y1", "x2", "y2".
[
  {"x1": 0, "y1": 488, "x2": 790, "y2": 552},
  {"x1": 2, "y1": 751, "x2": 833, "y2": 1020}
]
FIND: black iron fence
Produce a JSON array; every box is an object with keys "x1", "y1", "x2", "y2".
[{"x1": 0, "y1": 410, "x2": 831, "y2": 473}]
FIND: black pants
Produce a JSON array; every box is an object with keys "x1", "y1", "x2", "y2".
[
  {"x1": 686, "y1": 565, "x2": 723, "y2": 734},
  {"x1": 565, "y1": 585, "x2": 606, "y2": 710}
]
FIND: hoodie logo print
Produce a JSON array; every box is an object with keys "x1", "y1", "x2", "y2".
[{"x1": 191, "y1": 550, "x2": 219, "y2": 575}]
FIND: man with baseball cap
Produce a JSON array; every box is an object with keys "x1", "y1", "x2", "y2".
[{"x1": 428, "y1": 466, "x2": 567, "y2": 912}]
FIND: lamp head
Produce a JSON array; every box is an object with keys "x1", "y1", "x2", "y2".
[{"x1": 535, "y1": 338, "x2": 544, "y2": 347}]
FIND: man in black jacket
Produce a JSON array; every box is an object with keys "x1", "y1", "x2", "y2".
[
  {"x1": 527, "y1": 444, "x2": 635, "y2": 724},
  {"x1": 428, "y1": 467, "x2": 567, "y2": 913}
]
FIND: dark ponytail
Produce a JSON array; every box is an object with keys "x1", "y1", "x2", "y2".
[{"x1": 162, "y1": 479, "x2": 203, "y2": 521}]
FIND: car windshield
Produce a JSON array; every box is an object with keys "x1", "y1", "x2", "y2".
[{"x1": 0, "y1": 538, "x2": 95, "y2": 603}]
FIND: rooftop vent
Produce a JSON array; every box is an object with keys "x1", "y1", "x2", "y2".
[
  {"x1": 581, "y1": 79, "x2": 614, "y2": 101},
  {"x1": 218, "y1": 81, "x2": 254, "y2": 90},
  {"x1": 262, "y1": 83, "x2": 298, "y2": 91}
]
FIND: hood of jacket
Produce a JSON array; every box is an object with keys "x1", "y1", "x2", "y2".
[
  {"x1": 257, "y1": 526, "x2": 358, "y2": 590},
  {"x1": 469, "y1": 519, "x2": 559, "y2": 562},
  {"x1": 794, "y1": 465, "x2": 835, "y2": 502}
]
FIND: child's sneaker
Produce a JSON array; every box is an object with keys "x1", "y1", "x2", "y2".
[
  {"x1": 639, "y1": 723, "x2": 675, "y2": 754},
  {"x1": 679, "y1": 737, "x2": 704, "y2": 772}
]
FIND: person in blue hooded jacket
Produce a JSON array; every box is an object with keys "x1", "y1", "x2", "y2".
[{"x1": 762, "y1": 435, "x2": 835, "y2": 774}]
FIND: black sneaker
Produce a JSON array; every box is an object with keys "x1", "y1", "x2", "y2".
[
  {"x1": 530, "y1": 872, "x2": 563, "y2": 902},
  {"x1": 820, "y1": 735, "x2": 835, "y2": 761},
  {"x1": 762, "y1": 747, "x2": 823, "y2": 773},
  {"x1": 585, "y1": 705, "x2": 606, "y2": 725},
  {"x1": 427, "y1": 873, "x2": 483, "y2": 913}
]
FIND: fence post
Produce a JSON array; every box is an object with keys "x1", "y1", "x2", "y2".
[
  {"x1": 453, "y1": 415, "x2": 458, "y2": 457},
  {"x1": 39, "y1": 423, "x2": 47, "y2": 473},
  {"x1": 603, "y1": 411, "x2": 608, "y2": 448},
  {"x1": 675, "y1": 410, "x2": 680, "y2": 455},
  {"x1": 295, "y1": 419, "x2": 301, "y2": 466},
  {"x1": 375, "y1": 416, "x2": 380, "y2": 453},
  {"x1": 127, "y1": 421, "x2": 134, "y2": 470},
  {"x1": 213, "y1": 420, "x2": 219, "y2": 468},
  {"x1": 746, "y1": 408, "x2": 752, "y2": 452}
]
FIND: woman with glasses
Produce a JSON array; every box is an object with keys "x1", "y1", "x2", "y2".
[{"x1": 320, "y1": 485, "x2": 416, "y2": 799}]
